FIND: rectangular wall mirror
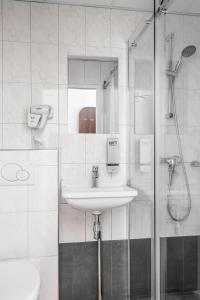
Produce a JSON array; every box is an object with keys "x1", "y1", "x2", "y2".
[{"x1": 68, "y1": 57, "x2": 119, "y2": 134}]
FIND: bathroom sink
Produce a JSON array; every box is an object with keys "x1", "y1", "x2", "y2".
[{"x1": 61, "y1": 183, "x2": 138, "y2": 212}]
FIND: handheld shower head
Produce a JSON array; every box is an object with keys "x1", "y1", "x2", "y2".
[
  {"x1": 174, "y1": 45, "x2": 196, "y2": 73},
  {"x1": 182, "y1": 45, "x2": 196, "y2": 58}
]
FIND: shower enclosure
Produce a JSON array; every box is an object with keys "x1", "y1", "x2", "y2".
[{"x1": 128, "y1": 0, "x2": 200, "y2": 299}]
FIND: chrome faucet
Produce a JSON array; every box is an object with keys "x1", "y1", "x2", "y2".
[{"x1": 92, "y1": 166, "x2": 99, "y2": 188}]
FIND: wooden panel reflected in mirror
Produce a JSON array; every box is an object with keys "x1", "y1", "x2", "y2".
[{"x1": 79, "y1": 107, "x2": 96, "y2": 133}]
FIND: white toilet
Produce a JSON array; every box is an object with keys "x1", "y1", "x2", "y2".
[{"x1": 0, "y1": 260, "x2": 40, "y2": 300}]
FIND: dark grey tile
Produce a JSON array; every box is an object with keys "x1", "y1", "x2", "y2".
[
  {"x1": 111, "y1": 240, "x2": 129, "y2": 300},
  {"x1": 59, "y1": 242, "x2": 98, "y2": 300},
  {"x1": 166, "y1": 237, "x2": 184, "y2": 293},
  {"x1": 102, "y1": 241, "x2": 112, "y2": 300},
  {"x1": 130, "y1": 239, "x2": 151, "y2": 298},
  {"x1": 72, "y1": 242, "x2": 98, "y2": 300},
  {"x1": 164, "y1": 292, "x2": 200, "y2": 300},
  {"x1": 131, "y1": 297, "x2": 151, "y2": 300},
  {"x1": 59, "y1": 243, "x2": 74, "y2": 300},
  {"x1": 160, "y1": 236, "x2": 199, "y2": 296},
  {"x1": 183, "y1": 237, "x2": 198, "y2": 292}
]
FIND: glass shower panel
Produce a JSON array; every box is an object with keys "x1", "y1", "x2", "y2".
[
  {"x1": 156, "y1": 1, "x2": 200, "y2": 299},
  {"x1": 128, "y1": 2, "x2": 155, "y2": 299}
]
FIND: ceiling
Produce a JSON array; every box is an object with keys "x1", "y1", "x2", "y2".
[{"x1": 15, "y1": 0, "x2": 200, "y2": 14}]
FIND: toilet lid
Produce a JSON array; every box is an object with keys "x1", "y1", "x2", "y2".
[{"x1": 0, "y1": 260, "x2": 40, "y2": 300}]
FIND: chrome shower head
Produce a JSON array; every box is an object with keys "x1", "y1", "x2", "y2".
[
  {"x1": 182, "y1": 45, "x2": 196, "y2": 58},
  {"x1": 175, "y1": 45, "x2": 196, "y2": 73}
]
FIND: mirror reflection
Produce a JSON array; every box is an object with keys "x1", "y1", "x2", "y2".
[{"x1": 68, "y1": 57, "x2": 119, "y2": 134}]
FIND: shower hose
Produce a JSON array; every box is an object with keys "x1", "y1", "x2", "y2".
[{"x1": 166, "y1": 76, "x2": 192, "y2": 222}]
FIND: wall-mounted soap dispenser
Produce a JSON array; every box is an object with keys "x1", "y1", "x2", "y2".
[{"x1": 107, "y1": 137, "x2": 119, "y2": 174}]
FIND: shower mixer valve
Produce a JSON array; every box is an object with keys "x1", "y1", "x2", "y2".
[
  {"x1": 160, "y1": 156, "x2": 181, "y2": 166},
  {"x1": 161, "y1": 156, "x2": 181, "y2": 186}
]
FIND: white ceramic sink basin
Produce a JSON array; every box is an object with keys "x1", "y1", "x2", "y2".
[{"x1": 61, "y1": 184, "x2": 138, "y2": 212}]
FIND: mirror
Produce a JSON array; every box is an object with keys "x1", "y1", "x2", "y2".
[{"x1": 67, "y1": 57, "x2": 119, "y2": 134}]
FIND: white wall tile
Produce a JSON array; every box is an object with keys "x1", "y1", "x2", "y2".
[
  {"x1": 164, "y1": 14, "x2": 183, "y2": 60},
  {"x1": 0, "y1": 150, "x2": 28, "y2": 161},
  {"x1": 61, "y1": 163, "x2": 85, "y2": 180},
  {"x1": 0, "y1": 83, "x2": 3, "y2": 124},
  {"x1": 111, "y1": 163, "x2": 127, "y2": 186},
  {"x1": 130, "y1": 200, "x2": 152, "y2": 239},
  {"x1": 118, "y1": 125, "x2": 128, "y2": 164},
  {"x1": 0, "y1": 186, "x2": 28, "y2": 212},
  {"x1": 32, "y1": 124, "x2": 58, "y2": 149},
  {"x1": 111, "y1": 47, "x2": 127, "y2": 87},
  {"x1": 185, "y1": 163, "x2": 200, "y2": 195},
  {"x1": 183, "y1": 59, "x2": 200, "y2": 90},
  {"x1": 184, "y1": 90, "x2": 200, "y2": 126},
  {"x1": 3, "y1": 41, "x2": 30, "y2": 83},
  {"x1": 0, "y1": 43, "x2": 2, "y2": 82},
  {"x1": 31, "y1": 43, "x2": 58, "y2": 84},
  {"x1": 28, "y1": 211, "x2": 58, "y2": 257},
  {"x1": 28, "y1": 149, "x2": 58, "y2": 166},
  {"x1": 129, "y1": 163, "x2": 154, "y2": 196},
  {"x1": 111, "y1": 9, "x2": 135, "y2": 48},
  {"x1": 59, "y1": 204, "x2": 85, "y2": 243},
  {"x1": 0, "y1": 125, "x2": 3, "y2": 148},
  {"x1": 111, "y1": 205, "x2": 128, "y2": 240},
  {"x1": 3, "y1": 83, "x2": 31, "y2": 123},
  {"x1": 183, "y1": 127, "x2": 200, "y2": 162},
  {"x1": 3, "y1": 124, "x2": 31, "y2": 149},
  {"x1": 0, "y1": 1, "x2": 2, "y2": 41},
  {"x1": 86, "y1": 46, "x2": 111, "y2": 58},
  {"x1": 30, "y1": 256, "x2": 58, "y2": 300},
  {"x1": 31, "y1": 2, "x2": 58, "y2": 44},
  {"x1": 85, "y1": 134, "x2": 107, "y2": 164},
  {"x1": 101, "y1": 209, "x2": 112, "y2": 241},
  {"x1": 28, "y1": 165, "x2": 58, "y2": 211},
  {"x1": 3, "y1": 0, "x2": 30, "y2": 42},
  {"x1": 0, "y1": 212, "x2": 28, "y2": 259},
  {"x1": 118, "y1": 87, "x2": 129, "y2": 126},
  {"x1": 60, "y1": 133, "x2": 85, "y2": 164},
  {"x1": 86, "y1": 7, "x2": 110, "y2": 47},
  {"x1": 59, "y1": 5, "x2": 85, "y2": 46},
  {"x1": 183, "y1": 16, "x2": 200, "y2": 54},
  {"x1": 31, "y1": 83, "x2": 58, "y2": 124},
  {"x1": 85, "y1": 211, "x2": 95, "y2": 241},
  {"x1": 59, "y1": 85, "x2": 68, "y2": 125}
]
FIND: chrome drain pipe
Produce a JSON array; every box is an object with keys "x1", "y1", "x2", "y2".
[{"x1": 93, "y1": 213, "x2": 102, "y2": 300}]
